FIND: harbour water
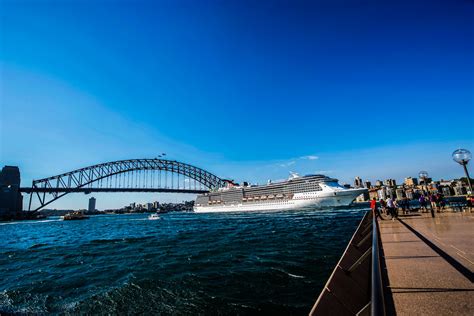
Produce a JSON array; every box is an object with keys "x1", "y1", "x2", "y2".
[{"x1": 0, "y1": 208, "x2": 365, "y2": 314}]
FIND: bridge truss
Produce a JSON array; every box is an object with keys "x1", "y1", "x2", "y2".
[{"x1": 22, "y1": 159, "x2": 226, "y2": 212}]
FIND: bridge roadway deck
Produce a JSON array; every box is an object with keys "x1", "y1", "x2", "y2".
[{"x1": 379, "y1": 210, "x2": 474, "y2": 315}]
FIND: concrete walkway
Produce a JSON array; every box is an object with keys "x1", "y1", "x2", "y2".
[{"x1": 379, "y1": 211, "x2": 473, "y2": 315}]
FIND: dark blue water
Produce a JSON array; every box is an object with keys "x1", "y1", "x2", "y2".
[{"x1": 0, "y1": 209, "x2": 365, "y2": 314}]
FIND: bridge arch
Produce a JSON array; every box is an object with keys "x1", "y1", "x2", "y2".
[{"x1": 26, "y1": 158, "x2": 226, "y2": 212}]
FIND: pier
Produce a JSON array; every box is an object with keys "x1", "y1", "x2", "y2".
[
  {"x1": 379, "y1": 211, "x2": 473, "y2": 315},
  {"x1": 310, "y1": 208, "x2": 473, "y2": 315}
]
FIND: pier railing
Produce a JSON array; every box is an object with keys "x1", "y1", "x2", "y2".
[
  {"x1": 309, "y1": 209, "x2": 386, "y2": 316},
  {"x1": 371, "y1": 209, "x2": 386, "y2": 316}
]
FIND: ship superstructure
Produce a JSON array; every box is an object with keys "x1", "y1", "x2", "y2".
[{"x1": 194, "y1": 173, "x2": 367, "y2": 213}]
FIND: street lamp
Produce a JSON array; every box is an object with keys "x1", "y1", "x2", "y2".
[{"x1": 452, "y1": 149, "x2": 472, "y2": 194}]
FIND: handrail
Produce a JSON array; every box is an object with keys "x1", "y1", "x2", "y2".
[{"x1": 371, "y1": 209, "x2": 386, "y2": 316}]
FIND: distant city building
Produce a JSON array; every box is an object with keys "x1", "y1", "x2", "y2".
[
  {"x1": 395, "y1": 188, "x2": 405, "y2": 200},
  {"x1": 404, "y1": 177, "x2": 418, "y2": 187},
  {"x1": 384, "y1": 179, "x2": 396, "y2": 187},
  {"x1": 130, "y1": 202, "x2": 136, "y2": 209},
  {"x1": 88, "y1": 197, "x2": 96, "y2": 213},
  {"x1": 153, "y1": 201, "x2": 160, "y2": 209},
  {"x1": 377, "y1": 189, "x2": 387, "y2": 200},
  {"x1": 147, "y1": 203, "x2": 153, "y2": 211},
  {"x1": 441, "y1": 187, "x2": 452, "y2": 196},
  {"x1": 418, "y1": 177, "x2": 432, "y2": 185},
  {"x1": 355, "y1": 191, "x2": 369, "y2": 202},
  {"x1": 354, "y1": 176, "x2": 363, "y2": 188},
  {"x1": 454, "y1": 186, "x2": 467, "y2": 196},
  {"x1": 369, "y1": 189, "x2": 379, "y2": 200}
]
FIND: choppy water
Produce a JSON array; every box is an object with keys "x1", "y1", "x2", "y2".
[{"x1": 0, "y1": 208, "x2": 365, "y2": 314}]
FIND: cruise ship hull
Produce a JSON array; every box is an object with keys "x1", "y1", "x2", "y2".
[{"x1": 194, "y1": 188, "x2": 366, "y2": 213}]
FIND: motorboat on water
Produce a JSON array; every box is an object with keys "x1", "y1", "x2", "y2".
[{"x1": 148, "y1": 213, "x2": 161, "y2": 220}]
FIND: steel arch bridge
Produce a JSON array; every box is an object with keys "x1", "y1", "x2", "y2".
[{"x1": 21, "y1": 159, "x2": 226, "y2": 212}]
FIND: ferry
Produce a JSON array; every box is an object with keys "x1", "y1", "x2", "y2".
[{"x1": 194, "y1": 173, "x2": 367, "y2": 213}]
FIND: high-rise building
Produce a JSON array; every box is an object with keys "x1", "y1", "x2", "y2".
[{"x1": 88, "y1": 197, "x2": 96, "y2": 213}]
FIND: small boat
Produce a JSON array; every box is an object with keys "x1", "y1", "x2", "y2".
[
  {"x1": 61, "y1": 212, "x2": 89, "y2": 220},
  {"x1": 148, "y1": 213, "x2": 161, "y2": 220}
]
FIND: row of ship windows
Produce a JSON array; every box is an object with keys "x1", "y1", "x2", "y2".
[{"x1": 198, "y1": 200, "x2": 292, "y2": 206}]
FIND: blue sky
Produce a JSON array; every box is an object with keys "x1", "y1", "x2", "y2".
[{"x1": 1, "y1": 0, "x2": 473, "y2": 209}]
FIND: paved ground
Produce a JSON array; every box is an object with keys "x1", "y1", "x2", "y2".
[{"x1": 379, "y1": 210, "x2": 473, "y2": 315}]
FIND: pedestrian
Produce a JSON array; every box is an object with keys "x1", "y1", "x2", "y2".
[
  {"x1": 370, "y1": 197, "x2": 382, "y2": 220},
  {"x1": 430, "y1": 194, "x2": 438, "y2": 213},
  {"x1": 404, "y1": 197, "x2": 411, "y2": 214},
  {"x1": 430, "y1": 194, "x2": 436, "y2": 217},
  {"x1": 437, "y1": 193, "x2": 445, "y2": 212},
  {"x1": 386, "y1": 197, "x2": 397, "y2": 220},
  {"x1": 379, "y1": 198, "x2": 387, "y2": 216},
  {"x1": 399, "y1": 197, "x2": 407, "y2": 215},
  {"x1": 419, "y1": 195, "x2": 427, "y2": 212},
  {"x1": 467, "y1": 195, "x2": 474, "y2": 212}
]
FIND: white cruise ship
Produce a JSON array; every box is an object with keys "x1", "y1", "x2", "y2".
[{"x1": 194, "y1": 173, "x2": 367, "y2": 213}]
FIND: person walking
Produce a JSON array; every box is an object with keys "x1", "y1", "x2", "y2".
[
  {"x1": 370, "y1": 197, "x2": 382, "y2": 220},
  {"x1": 419, "y1": 195, "x2": 427, "y2": 212},
  {"x1": 437, "y1": 193, "x2": 445, "y2": 212},
  {"x1": 429, "y1": 194, "x2": 436, "y2": 217},
  {"x1": 386, "y1": 197, "x2": 397, "y2": 220},
  {"x1": 379, "y1": 198, "x2": 387, "y2": 216}
]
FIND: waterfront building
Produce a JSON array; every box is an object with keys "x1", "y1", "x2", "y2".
[
  {"x1": 147, "y1": 203, "x2": 153, "y2": 211},
  {"x1": 153, "y1": 201, "x2": 159, "y2": 209},
  {"x1": 384, "y1": 179, "x2": 397, "y2": 187},
  {"x1": 395, "y1": 188, "x2": 405, "y2": 200},
  {"x1": 355, "y1": 191, "x2": 369, "y2": 202},
  {"x1": 377, "y1": 188, "x2": 387, "y2": 200},
  {"x1": 441, "y1": 187, "x2": 452, "y2": 196},
  {"x1": 404, "y1": 177, "x2": 418, "y2": 186},
  {"x1": 418, "y1": 177, "x2": 432, "y2": 185},
  {"x1": 88, "y1": 197, "x2": 96, "y2": 213},
  {"x1": 369, "y1": 189, "x2": 379, "y2": 200},
  {"x1": 454, "y1": 186, "x2": 467, "y2": 196},
  {"x1": 130, "y1": 202, "x2": 136, "y2": 209}
]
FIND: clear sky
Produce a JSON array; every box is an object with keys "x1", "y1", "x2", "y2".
[{"x1": 1, "y1": 0, "x2": 473, "y2": 209}]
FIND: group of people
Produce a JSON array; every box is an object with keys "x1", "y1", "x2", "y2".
[
  {"x1": 418, "y1": 193, "x2": 446, "y2": 215},
  {"x1": 369, "y1": 194, "x2": 445, "y2": 220},
  {"x1": 371, "y1": 197, "x2": 403, "y2": 220}
]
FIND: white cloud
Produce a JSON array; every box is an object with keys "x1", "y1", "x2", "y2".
[
  {"x1": 278, "y1": 161, "x2": 296, "y2": 167},
  {"x1": 315, "y1": 170, "x2": 333, "y2": 174},
  {"x1": 300, "y1": 155, "x2": 319, "y2": 160}
]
